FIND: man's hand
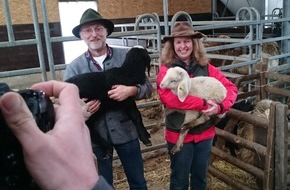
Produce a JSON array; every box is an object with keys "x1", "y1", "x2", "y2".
[
  {"x1": 83, "y1": 99, "x2": 101, "y2": 115},
  {"x1": 108, "y1": 85, "x2": 137, "y2": 101}
]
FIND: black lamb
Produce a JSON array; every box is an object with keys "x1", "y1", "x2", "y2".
[{"x1": 65, "y1": 47, "x2": 152, "y2": 149}]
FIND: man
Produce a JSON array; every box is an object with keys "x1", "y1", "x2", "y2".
[{"x1": 64, "y1": 8, "x2": 152, "y2": 189}]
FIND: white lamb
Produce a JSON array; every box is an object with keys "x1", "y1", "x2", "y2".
[{"x1": 159, "y1": 66, "x2": 227, "y2": 154}]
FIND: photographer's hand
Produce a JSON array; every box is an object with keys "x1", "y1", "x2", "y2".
[{"x1": 0, "y1": 80, "x2": 98, "y2": 190}]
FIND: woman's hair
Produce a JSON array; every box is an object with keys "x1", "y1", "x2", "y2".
[{"x1": 159, "y1": 37, "x2": 209, "y2": 67}]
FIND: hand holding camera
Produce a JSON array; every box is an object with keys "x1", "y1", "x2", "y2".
[
  {"x1": 0, "y1": 83, "x2": 55, "y2": 189},
  {"x1": 0, "y1": 81, "x2": 99, "y2": 190}
]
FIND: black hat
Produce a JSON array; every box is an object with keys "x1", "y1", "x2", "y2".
[{"x1": 72, "y1": 8, "x2": 114, "y2": 38}]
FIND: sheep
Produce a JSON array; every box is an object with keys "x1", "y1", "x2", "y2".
[
  {"x1": 214, "y1": 97, "x2": 255, "y2": 157},
  {"x1": 159, "y1": 66, "x2": 227, "y2": 154},
  {"x1": 65, "y1": 47, "x2": 152, "y2": 151},
  {"x1": 236, "y1": 99, "x2": 272, "y2": 167},
  {"x1": 204, "y1": 35, "x2": 243, "y2": 67},
  {"x1": 230, "y1": 42, "x2": 280, "y2": 75},
  {"x1": 51, "y1": 97, "x2": 92, "y2": 121}
]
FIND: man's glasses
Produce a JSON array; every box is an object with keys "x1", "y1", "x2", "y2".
[{"x1": 81, "y1": 27, "x2": 105, "y2": 35}]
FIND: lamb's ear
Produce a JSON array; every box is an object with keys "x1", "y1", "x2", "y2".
[
  {"x1": 177, "y1": 78, "x2": 190, "y2": 102},
  {"x1": 175, "y1": 67, "x2": 185, "y2": 81}
]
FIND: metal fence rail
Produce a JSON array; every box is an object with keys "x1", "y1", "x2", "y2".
[
  {"x1": 1, "y1": 3, "x2": 290, "y2": 80},
  {"x1": 1, "y1": 0, "x2": 48, "y2": 80},
  {"x1": 0, "y1": 0, "x2": 162, "y2": 80},
  {"x1": 1, "y1": 3, "x2": 290, "y2": 188}
]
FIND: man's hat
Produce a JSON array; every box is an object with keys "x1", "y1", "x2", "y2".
[
  {"x1": 163, "y1": 22, "x2": 206, "y2": 42},
  {"x1": 72, "y1": 8, "x2": 114, "y2": 38}
]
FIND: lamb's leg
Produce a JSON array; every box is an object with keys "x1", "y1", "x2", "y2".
[
  {"x1": 150, "y1": 107, "x2": 175, "y2": 134},
  {"x1": 86, "y1": 114, "x2": 113, "y2": 159},
  {"x1": 134, "y1": 113, "x2": 152, "y2": 146},
  {"x1": 124, "y1": 100, "x2": 152, "y2": 146},
  {"x1": 169, "y1": 111, "x2": 199, "y2": 154},
  {"x1": 181, "y1": 113, "x2": 210, "y2": 131},
  {"x1": 150, "y1": 106, "x2": 165, "y2": 134},
  {"x1": 171, "y1": 128, "x2": 189, "y2": 154},
  {"x1": 132, "y1": 114, "x2": 152, "y2": 146},
  {"x1": 170, "y1": 112, "x2": 210, "y2": 154}
]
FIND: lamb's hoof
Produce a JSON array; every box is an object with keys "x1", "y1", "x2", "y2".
[
  {"x1": 103, "y1": 154, "x2": 111, "y2": 160},
  {"x1": 150, "y1": 127, "x2": 159, "y2": 134},
  {"x1": 171, "y1": 146, "x2": 180, "y2": 155},
  {"x1": 142, "y1": 139, "x2": 152, "y2": 147},
  {"x1": 180, "y1": 126, "x2": 188, "y2": 133},
  {"x1": 103, "y1": 150, "x2": 113, "y2": 160}
]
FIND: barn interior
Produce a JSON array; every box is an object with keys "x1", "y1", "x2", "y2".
[{"x1": 0, "y1": 0, "x2": 290, "y2": 189}]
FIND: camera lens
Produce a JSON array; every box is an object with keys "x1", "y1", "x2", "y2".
[
  {"x1": 0, "y1": 83, "x2": 54, "y2": 189},
  {"x1": 0, "y1": 83, "x2": 10, "y2": 96}
]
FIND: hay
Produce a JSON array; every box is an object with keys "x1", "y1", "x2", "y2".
[
  {"x1": 114, "y1": 152, "x2": 170, "y2": 190},
  {"x1": 252, "y1": 99, "x2": 271, "y2": 118},
  {"x1": 210, "y1": 158, "x2": 258, "y2": 189},
  {"x1": 113, "y1": 152, "x2": 257, "y2": 190}
]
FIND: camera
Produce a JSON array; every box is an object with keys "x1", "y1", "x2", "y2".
[{"x1": 0, "y1": 83, "x2": 55, "y2": 190}]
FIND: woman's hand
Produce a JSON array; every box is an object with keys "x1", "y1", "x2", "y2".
[{"x1": 202, "y1": 100, "x2": 219, "y2": 117}]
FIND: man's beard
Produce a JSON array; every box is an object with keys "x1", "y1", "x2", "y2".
[{"x1": 89, "y1": 40, "x2": 105, "y2": 51}]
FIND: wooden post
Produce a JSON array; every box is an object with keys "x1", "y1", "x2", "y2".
[
  {"x1": 274, "y1": 103, "x2": 288, "y2": 189},
  {"x1": 263, "y1": 102, "x2": 277, "y2": 190},
  {"x1": 259, "y1": 71, "x2": 267, "y2": 101}
]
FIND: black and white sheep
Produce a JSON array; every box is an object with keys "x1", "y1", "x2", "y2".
[
  {"x1": 236, "y1": 99, "x2": 272, "y2": 167},
  {"x1": 159, "y1": 66, "x2": 227, "y2": 154},
  {"x1": 214, "y1": 97, "x2": 255, "y2": 157},
  {"x1": 65, "y1": 47, "x2": 152, "y2": 148}
]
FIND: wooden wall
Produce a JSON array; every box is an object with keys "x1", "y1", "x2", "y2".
[
  {"x1": 98, "y1": 0, "x2": 212, "y2": 19},
  {"x1": 0, "y1": 0, "x2": 62, "y2": 71},
  {"x1": 0, "y1": 0, "x2": 60, "y2": 25},
  {"x1": 0, "y1": 0, "x2": 212, "y2": 27}
]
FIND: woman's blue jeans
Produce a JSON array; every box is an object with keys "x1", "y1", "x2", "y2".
[
  {"x1": 92, "y1": 138, "x2": 147, "y2": 190},
  {"x1": 167, "y1": 138, "x2": 213, "y2": 190}
]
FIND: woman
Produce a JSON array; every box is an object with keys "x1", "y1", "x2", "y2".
[{"x1": 156, "y1": 22, "x2": 238, "y2": 190}]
